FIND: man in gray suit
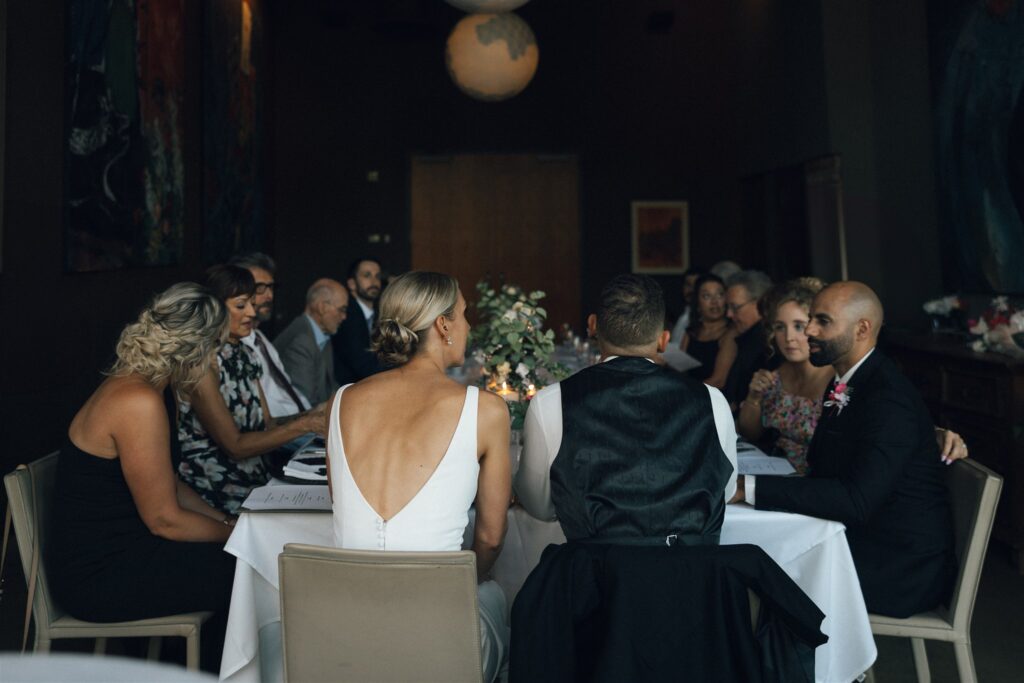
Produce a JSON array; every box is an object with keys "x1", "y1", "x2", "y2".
[{"x1": 274, "y1": 279, "x2": 348, "y2": 405}]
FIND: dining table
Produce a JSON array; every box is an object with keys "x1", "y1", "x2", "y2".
[{"x1": 218, "y1": 500, "x2": 876, "y2": 683}]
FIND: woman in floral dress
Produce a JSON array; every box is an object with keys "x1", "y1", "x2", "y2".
[
  {"x1": 178, "y1": 265, "x2": 324, "y2": 513},
  {"x1": 738, "y1": 278, "x2": 969, "y2": 474},
  {"x1": 736, "y1": 279, "x2": 829, "y2": 474}
]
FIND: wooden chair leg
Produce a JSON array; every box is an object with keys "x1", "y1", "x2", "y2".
[
  {"x1": 185, "y1": 631, "x2": 201, "y2": 671},
  {"x1": 911, "y1": 638, "x2": 930, "y2": 683},
  {"x1": 94, "y1": 637, "x2": 107, "y2": 655},
  {"x1": 34, "y1": 636, "x2": 51, "y2": 653},
  {"x1": 147, "y1": 636, "x2": 162, "y2": 661},
  {"x1": 953, "y1": 639, "x2": 977, "y2": 683}
]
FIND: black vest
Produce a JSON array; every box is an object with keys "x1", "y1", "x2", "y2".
[{"x1": 551, "y1": 356, "x2": 732, "y2": 544}]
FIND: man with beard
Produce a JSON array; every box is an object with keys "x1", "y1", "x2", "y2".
[
  {"x1": 332, "y1": 257, "x2": 384, "y2": 384},
  {"x1": 731, "y1": 281, "x2": 957, "y2": 618},
  {"x1": 229, "y1": 252, "x2": 312, "y2": 417}
]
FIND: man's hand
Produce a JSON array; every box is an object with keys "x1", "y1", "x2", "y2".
[{"x1": 729, "y1": 475, "x2": 746, "y2": 504}]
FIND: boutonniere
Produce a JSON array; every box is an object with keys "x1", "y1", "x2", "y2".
[{"x1": 824, "y1": 382, "x2": 853, "y2": 415}]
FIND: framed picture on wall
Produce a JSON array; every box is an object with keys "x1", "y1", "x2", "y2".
[{"x1": 631, "y1": 201, "x2": 689, "y2": 274}]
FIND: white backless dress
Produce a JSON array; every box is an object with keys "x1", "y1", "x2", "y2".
[{"x1": 328, "y1": 384, "x2": 509, "y2": 681}]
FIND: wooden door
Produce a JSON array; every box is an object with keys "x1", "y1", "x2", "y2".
[{"x1": 410, "y1": 154, "x2": 580, "y2": 330}]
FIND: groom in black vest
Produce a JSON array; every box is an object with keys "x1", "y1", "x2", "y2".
[
  {"x1": 515, "y1": 274, "x2": 738, "y2": 544},
  {"x1": 733, "y1": 281, "x2": 956, "y2": 618}
]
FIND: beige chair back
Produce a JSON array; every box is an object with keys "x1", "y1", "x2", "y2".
[
  {"x1": 945, "y1": 459, "x2": 1002, "y2": 633},
  {"x1": 4, "y1": 452, "x2": 64, "y2": 637},
  {"x1": 279, "y1": 544, "x2": 483, "y2": 683}
]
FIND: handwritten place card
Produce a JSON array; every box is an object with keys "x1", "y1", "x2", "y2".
[{"x1": 241, "y1": 484, "x2": 332, "y2": 512}]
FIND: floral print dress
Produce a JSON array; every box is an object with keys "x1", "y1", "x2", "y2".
[
  {"x1": 178, "y1": 341, "x2": 269, "y2": 513},
  {"x1": 760, "y1": 371, "x2": 822, "y2": 475}
]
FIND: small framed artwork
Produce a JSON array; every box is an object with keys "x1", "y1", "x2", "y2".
[{"x1": 631, "y1": 201, "x2": 689, "y2": 274}]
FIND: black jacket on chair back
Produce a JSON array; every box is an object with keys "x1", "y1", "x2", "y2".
[{"x1": 551, "y1": 356, "x2": 733, "y2": 544}]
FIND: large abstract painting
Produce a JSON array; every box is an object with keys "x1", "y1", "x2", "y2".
[
  {"x1": 203, "y1": 0, "x2": 265, "y2": 263},
  {"x1": 65, "y1": 0, "x2": 185, "y2": 271},
  {"x1": 932, "y1": 0, "x2": 1024, "y2": 292}
]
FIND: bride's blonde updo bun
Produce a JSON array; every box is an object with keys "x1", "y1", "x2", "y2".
[
  {"x1": 109, "y1": 282, "x2": 228, "y2": 390},
  {"x1": 372, "y1": 271, "x2": 459, "y2": 366}
]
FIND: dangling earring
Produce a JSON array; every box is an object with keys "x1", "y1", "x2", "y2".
[{"x1": 446, "y1": 336, "x2": 453, "y2": 345}]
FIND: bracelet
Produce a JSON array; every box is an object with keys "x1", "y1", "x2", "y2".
[
  {"x1": 744, "y1": 400, "x2": 761, "y2": 409},
  {"x1": 221, "y1": 516, "x2": 237, "y2": 527}
]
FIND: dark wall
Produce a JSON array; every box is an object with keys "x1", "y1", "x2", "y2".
[
  {"x1": 268, "y1": 0, "x2": 743, "y2": 325},
  {"x1": 0, "y1": 2, "x2": 209, "y2": 474}
]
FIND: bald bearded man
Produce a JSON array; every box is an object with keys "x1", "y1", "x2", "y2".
[{"x1": 732, "y1": 281, "x2": 956, "y2": 618}]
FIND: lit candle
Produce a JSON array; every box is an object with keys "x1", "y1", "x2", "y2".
[
  {"x1": 496, "y1": 381, "x2": 520, "y2": 402},
  {"x1": 525, "y1": 383, "x2": 537, "y2": 399}
]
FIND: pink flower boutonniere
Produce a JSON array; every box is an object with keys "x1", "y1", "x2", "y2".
[{"x1": 824, "y1": 382, "x2": 853, "y2": 415}]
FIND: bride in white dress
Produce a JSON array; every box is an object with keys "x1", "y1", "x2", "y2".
[{"x1": 325, "y1": 271, "x2": 512, "y2": 682}]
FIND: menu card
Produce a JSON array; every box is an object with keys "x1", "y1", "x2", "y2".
[{"x1": 241, "y1": 484, "x2": 332, "y2": 512}]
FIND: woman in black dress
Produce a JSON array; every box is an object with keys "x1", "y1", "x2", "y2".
[
  {"x1": 680, "y1": 273, "x2": 737, "y2": 388},
  {"x1": 49, "y1": 283, "x2": 237, "y2": 672}
]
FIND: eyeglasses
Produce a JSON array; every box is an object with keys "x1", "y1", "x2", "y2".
[
  {"x1": 254, "y1": 282, "x2": 277, "y2": 295},
  {"x1": 700, "y1": 292, "x2": 725, "y2": 302},
  {"x1": 726, "y1": 299, "x2": 755, "y2": 314}
]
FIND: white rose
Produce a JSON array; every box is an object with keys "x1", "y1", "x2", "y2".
[
  {"x1": 497, "y1": 362, "x2": 511, "y2": 380},
  {"x1": 516, "y1": 362, "x2": 530, "y2": 379},
  {"x1": 502, "y1": 309, "x2": 517, "y2": 322}
]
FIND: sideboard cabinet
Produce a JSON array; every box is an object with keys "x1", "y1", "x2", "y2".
[{"x1": 885, "y1": 331, "x2": 1024, "y2": 571}]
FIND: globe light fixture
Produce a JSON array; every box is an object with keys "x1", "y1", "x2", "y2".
[
  {"x1": 445, "y1": 0, "x2": 530, "y2": 12},
  {"x1": 445, "y1": 13, "x2": 539, "y2": 102}
]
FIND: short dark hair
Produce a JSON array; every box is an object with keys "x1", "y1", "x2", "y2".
[
  {"x1": 688, "y1": 273, "x2": 726, "y2": 331},
  {"x1": 205, "y1": 264, "x2": 256, "y2": 301},
  {"x1": 597, "y1": 274, "x2": 666, "y2": 348},
  {"x1": 228, "y1": 252, "x2": 277, "y2": 276},
  {"x1": 347, "y1": 257, "x2": 381, "y2": 280}
]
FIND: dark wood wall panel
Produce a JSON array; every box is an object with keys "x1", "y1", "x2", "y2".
[{"x1": 411, "y1": 154, "x2": 580, "y2": 330}]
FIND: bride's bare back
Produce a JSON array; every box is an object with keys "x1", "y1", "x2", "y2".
[{"x1": 333, "y1": 367, "x2": 475, "y2": 521}]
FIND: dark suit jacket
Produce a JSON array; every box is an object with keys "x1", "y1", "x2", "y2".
[
  {"x1": 331, "y1": 300, "x2": 382, "y2": 385},
  {"x1": 724, "y1": 324, "x2": 771, "y2": 406},
  {"x1": 273, "y1": 315, "x2": 338, "y2": 405},
  {"x1": 754, "y1": 350, "x2": 956, "y2": 617},
  {"x1": 511, "y1": 543, "x2": 827, "y2": 683}
]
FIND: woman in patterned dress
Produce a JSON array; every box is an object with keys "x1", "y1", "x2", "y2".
[
  {"x1": 737, "y1": 278, "x2": 969, "y2": 474},
  {"x1": 178, "y1": 265, "x2": 324, "y2": 513},
  {"x1": 736, "y1": 279, "x2": 830, "y2": 474}
]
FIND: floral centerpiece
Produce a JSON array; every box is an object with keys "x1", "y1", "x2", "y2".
[
  {"x1": 967, "y1": 296, "x2": 1024, "y2": 357},
  {"x1": 470, "y1": 279, "x2": 570, "y2": 429}
]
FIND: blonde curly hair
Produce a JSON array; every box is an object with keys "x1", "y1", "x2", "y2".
[{"x1": 108, "y1": 282, "x2": 228, "y2": 391}]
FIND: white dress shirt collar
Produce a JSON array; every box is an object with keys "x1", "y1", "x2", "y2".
[
  {"x1": 601, "y1": 355, "x2": 656, "y2": 364},
  {"x1": 356, "y1": 298, "x2": 375, "y2": 327},
  {"x1": 836, "y1": 347, "x2": 875, "y2": 385},
  {"x1": 305, "y1": 314, "x2": 331, "y2": 350}
]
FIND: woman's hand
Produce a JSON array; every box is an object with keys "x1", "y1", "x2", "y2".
[
  {"x1": 747, "y1": 369, "x2": 774, "y2": 403},
  {"x1": 936, "y1": 428, "x2": 969, "y2": 465}
]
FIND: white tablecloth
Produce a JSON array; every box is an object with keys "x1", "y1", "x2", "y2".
[{"x1": 219, "y1": 505, "x2": 876, "y2": 683}]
